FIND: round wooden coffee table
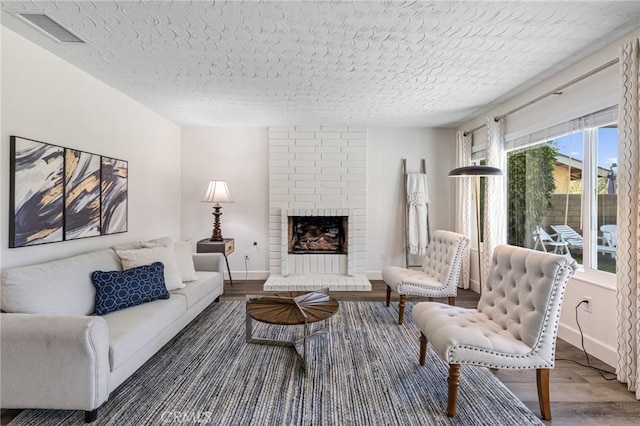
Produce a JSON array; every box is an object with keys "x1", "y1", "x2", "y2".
[{"x1": 245, "y1": 288, "x2": 339, "y2": 370}]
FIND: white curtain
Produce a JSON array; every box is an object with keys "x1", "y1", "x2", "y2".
[
  {"x1": 616, "y1": 37, "x2": 640, "y2": 400},
  {"x1": 455, "y1": 131, "x2": 472, "y2": 289},
  {"x1": 483, "y1": 116, "x2": 507, "y2": 286}
]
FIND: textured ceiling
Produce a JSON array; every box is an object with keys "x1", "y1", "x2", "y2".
[{"x1": 1, "y1": 1, "x2": 639, "y2": 127}]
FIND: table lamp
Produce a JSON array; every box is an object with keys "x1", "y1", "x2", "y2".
[{"x1": 202, "y1": 180, "x2": 233, "y2": 241}]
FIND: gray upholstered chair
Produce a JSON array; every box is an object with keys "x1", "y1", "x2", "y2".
[
  {"x1": 382, "y1": 230, "x2": 469, "y2": 324},
  {"x1": 412, "y1": 245, "x2": 577, "y2": 420}
]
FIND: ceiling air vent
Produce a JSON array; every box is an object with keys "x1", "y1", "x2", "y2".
[{"x1": 15, "y1": 12, "x2": 85, "y2": 43}]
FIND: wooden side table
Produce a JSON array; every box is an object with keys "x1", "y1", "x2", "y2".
[{"x1": 197, "y1": 238, "x2": 234, "y2": 285}]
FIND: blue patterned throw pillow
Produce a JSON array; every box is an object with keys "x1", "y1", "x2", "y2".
[{"x1": 91, "y1": 262, "x2": 170, "y2": 315}]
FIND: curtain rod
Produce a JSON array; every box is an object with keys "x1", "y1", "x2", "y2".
[{"x1": 462, "y1": 58, "x2": 620, "y2": 137}]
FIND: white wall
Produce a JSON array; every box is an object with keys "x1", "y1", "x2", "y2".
[
  {"x1": 180, "y1": 126, "x2": 456, "y2": 280},
  {"x1": 366, "y1": 127, "x2": 456, "y2": 279},
  {"x1": 457, "y1": 29, "x2": 640, "y2": 367},
  {"x1": 1, "y1": 28, "x2": 182, "y2": 269},
  {"x1": 180, "y1": 128, "x2": 270, "y2": 279}
]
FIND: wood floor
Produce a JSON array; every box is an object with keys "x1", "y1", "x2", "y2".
[{"x1": 3, "y1": 280, "x2": 638, "y2": 425}]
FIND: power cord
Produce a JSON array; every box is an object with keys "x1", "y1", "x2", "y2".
[
  {"x1": 230, "y1": 255, "x2": 250, "y2": 284},
  {"x1": 555, "y1": 300, "x2": 616, "y2": 381}
]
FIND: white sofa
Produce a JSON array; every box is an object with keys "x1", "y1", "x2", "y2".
[{"x1": 0, "y1": 243, "x2": 224, "y2": 422}]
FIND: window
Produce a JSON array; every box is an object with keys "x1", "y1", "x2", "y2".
[
  {"x1": 505, "y1": 118, "x2": 617, "y2": 275},
  {"x1": 595, "y1": 125, "x2": 618, "y2": 272}
]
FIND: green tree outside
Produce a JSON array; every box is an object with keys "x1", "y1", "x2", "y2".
[{"x1": 507, "y1": 143, "x2": 558, "y2": 248}]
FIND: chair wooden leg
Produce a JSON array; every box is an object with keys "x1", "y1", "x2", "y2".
[
  {"x1": 386, "y1": 285, "x2": 391, "y2": 307},
  {"x1": 447, "y1": 364, "x2": 460, "y2": 417},
  {"x1": 419, "y1": 333, "x2": 428, "y2": 365},
  {"x1": 398, "y1": 295, "x2": 406, "y2": 325},
  {"x1": 537, "y1": 368, "x2": 552, "y2": 420},
  {"x1": 448, "y1": 297, "x2": 455, "y2": 306}
]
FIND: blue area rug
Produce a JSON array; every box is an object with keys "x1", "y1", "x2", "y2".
[{"x1": 10, "y1": 301, "x2": 543, "y2": 425}]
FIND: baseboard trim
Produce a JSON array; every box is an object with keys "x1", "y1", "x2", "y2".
[
  {"x1": 558, "y1": 322, "x2": 617, "y2": 368},
  {"x1": 366, "y1": 271, "x2": 382, "y2": 280},
  {"x1": 468, "y1": 279, "x2": 480, "y2": 294},
  {"x1": 228, "y1": 270, "x2": 270, "y2": 281}
]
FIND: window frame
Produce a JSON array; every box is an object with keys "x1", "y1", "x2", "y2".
[
  {"x1": 477, "y1": 118, "x2": 618, "y2": 287},
  {"x1": 580, "y1": 125, "x2": 616, "y2": 286}
]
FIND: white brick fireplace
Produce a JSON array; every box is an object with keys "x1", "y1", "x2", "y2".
[{"x1": 265, "y1": 126, "x2": 370, "y2": 291}]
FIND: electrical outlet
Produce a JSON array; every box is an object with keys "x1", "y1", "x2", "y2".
[
  {"x1": 380, "y1": 251, "x2": 386, "y2": 260},
  {"x1": 582, "y1": 297, "x2": 592, "y2": 313}
]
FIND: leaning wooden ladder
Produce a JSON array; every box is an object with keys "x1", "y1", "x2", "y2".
[{"x1": 403, "y1": 158, "x2": 430, "y2": 268}]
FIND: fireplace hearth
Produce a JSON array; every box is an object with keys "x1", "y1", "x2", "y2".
[{"x1": 288, "y1": 216, "x2": 347, "y2": 254}]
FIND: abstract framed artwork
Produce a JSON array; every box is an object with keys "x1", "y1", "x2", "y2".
[
  {"x1": 9, "y1": 135, "x2": 129, "y2": 248},
  {"x1": 65, "y1": 149, "x2": 101, "y2": 240},
  {"x1": 101, "y1": 156, "x2": 128, "y2": 235},
  {"x1": 9, "y1": 136, "x2": 65, "y2": 247}
]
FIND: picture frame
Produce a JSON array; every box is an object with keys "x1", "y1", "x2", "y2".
[
  {"x1": 9, "y1": 136, "x2": 65, "y2": 248},
  {"x1": 101, "y1": 156, "x2": 128, "y2": 235},
  {"x1": 9, "y1": 135, "x2": 129, "y2": 247}
]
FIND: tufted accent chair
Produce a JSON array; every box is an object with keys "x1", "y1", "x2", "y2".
[
  {"x1": 382, "y1": 230, "x2": 469, "y2": 324},
  {"x1": 412, "y1": 244, "x2": 577, "y2": 420}
]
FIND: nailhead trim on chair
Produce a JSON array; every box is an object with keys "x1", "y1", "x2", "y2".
[
  {"x1": 396, "y1": 232, "x2": 469, "y2": 297},
  {"x1": 444, "y1": 260, "x2": 575, "y2": 369},
  {"x1": 415, "y1": 246, "x2": 577, "y2": 422},
  {"x1": 383, "y1": 231, "x2": 469, "y2": 325}
]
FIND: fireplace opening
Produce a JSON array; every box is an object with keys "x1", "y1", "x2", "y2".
[{"x1": 288, "y1": 216, "x2": 347, "y2": 254}]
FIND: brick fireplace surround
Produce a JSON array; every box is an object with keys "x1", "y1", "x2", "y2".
[{"x1": 264, "y1": 126, "x2": 371, "y2": 291}]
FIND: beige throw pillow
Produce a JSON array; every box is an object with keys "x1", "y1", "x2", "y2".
[
  {"x1": 116, "y1": 246, "x2": 184, "y2": 291},
  {"x1": 143, "y1": 239, "x2": 198, "y2": 283},
  {"x1": 173, "y1": 240, "x2": 198, "y2": 282}
]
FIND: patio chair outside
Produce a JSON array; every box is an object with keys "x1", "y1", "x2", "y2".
[
  {"x1": 549, "y1": 225, "x2": 584, "y2": 252},
  {"x1": 533, "y1": 226, "x2": 569, "y2": 254},
  {"x1": 600, "y1": 224, "x2": 617, "y2": 248},
  {"x1": 550, "y1": 224, "x2": 615, "y2": 257},
  {"x1": 600, "y1": 224, "x2": 617, "y2": 259}
]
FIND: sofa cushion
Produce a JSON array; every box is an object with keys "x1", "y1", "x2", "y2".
[
  {"x1": 171, "y1": 271, "x2": 223, "y2": 308},
  {"x1": 91, "y1": 262, "x2": 170, "y2": 315},
  {"x1": 1, "y1": 249, "x2": 121, "y2": 315},
  {"x1": 116, "y1": 246, "x2": 184, "y2": 291},
  {"x1": 103, "y1": 295, "x2": 187, "y2": 371}
]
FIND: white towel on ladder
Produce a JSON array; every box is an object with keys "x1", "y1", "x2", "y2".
[{"x1": 407, "y1": 173, "x2": 429, "y2": 256}]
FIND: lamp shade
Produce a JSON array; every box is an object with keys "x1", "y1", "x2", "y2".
[
  {"x1": 448, "y1": 165, "x2": 503, "y2": 177},
  {"x1": 202, "y1": 180, "x2": 233, "y2": 204}
]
